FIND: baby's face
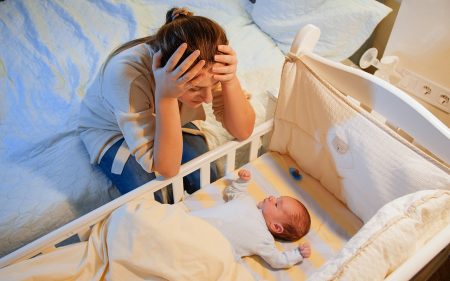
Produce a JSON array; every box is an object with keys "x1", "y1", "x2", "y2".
[{"x1": 257, "y1": 196, "x2": 299, "y2": 225}]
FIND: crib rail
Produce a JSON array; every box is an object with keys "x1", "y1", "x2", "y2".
[
  {"x1": 385, "y1": 224, "x2": 450, "y2": 281},
  {"x1": 0, "y1": 119, "x2": 274, "y2": 269}
]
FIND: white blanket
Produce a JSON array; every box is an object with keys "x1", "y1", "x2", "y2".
[{"x1": 0, "y1": 200, "x2": 254, "y2": 281}]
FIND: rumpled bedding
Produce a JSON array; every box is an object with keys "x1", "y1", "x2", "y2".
[
  {"x1": 0, "y1": 0, "x2": 284, "y2": 256},
  {"x1": 0, "y1": 200, "x2": 255, "y2": 281}
]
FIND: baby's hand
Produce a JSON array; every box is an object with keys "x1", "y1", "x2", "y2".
[
  {"x1": 238, "y1": 169, "x2": 251, "y2": 181},
  {"x1": 212, "y1": 45, "x2": 237, "y2": 84},
  {"x1": 299, "y1": 242, "x2": 311, "y2": 258}
]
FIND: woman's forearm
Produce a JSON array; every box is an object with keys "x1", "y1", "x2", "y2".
[
  {"x1": 221, "y1": 77, "x2": 255, "y2": 140},
  {"x1": 153, "y1": 96, "x2": 183, "y2": 177}
]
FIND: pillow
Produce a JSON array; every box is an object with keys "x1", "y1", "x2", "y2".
[
  {"x1": 307, "y1": 190, "x2": 450, "y2": 281},
  {"x1": 248, "y1": 0, "x2": 391, "y2": 61}
]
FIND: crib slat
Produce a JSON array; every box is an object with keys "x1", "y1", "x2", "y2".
[
  {"x1": 226, "y1": 150, "x2": 236, "y2": 174},
  {"x1": 249, "y1": 137, "x2": 262, "y2": 161},
  {"x1": 200, "y1": 164, "x2": 210, "y2": 187},
  {"x1": 172, "y1": 177, "x2": 184, "y2": 203}
]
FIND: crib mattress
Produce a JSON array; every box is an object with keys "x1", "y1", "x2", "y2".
[{"x1": 183, "y1": 151, "x2": 363, "y2": 281}]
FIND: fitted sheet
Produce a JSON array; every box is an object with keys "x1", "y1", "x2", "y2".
[{"x1": 183, "y1": 152, "x2": 363, "y2": 280}]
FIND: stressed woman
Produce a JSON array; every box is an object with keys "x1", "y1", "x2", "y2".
[{"x1": 78, "y1": 7, "x2": 255, "y2": 201}]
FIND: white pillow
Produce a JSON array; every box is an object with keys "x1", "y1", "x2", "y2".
[
  {"x1": 249, "y1": 0, "x2": 391, "y2": 61},
  {"x1": 307, "y1": 190, "x2": 450, "y2": 281}
]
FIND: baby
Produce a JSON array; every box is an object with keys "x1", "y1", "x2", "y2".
[{"x1": 190, "y1": 169, "x2": 311, "y2": 269}]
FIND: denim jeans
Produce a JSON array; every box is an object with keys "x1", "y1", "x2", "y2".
[{"x1": 99, "y1": 122, "x2": 218, "y2": 202}]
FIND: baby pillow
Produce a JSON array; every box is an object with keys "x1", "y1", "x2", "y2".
[{"x1": 307, "y1": 189, "x2": 450, "y2": 281}]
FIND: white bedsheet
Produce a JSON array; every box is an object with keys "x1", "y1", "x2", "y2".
[{"x1": 0, "y1": 0, "x2": 284, "y2": 256}]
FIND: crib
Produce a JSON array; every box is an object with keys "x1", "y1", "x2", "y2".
[{"x1": 0, "y1": 25, "x2": 449, "y2": 281}]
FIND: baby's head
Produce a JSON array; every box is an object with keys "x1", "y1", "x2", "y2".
[{"x1": 257, "y1": 196, "x2": 311, "y2": 241}]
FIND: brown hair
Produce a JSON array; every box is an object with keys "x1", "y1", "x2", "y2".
[
  {"x1": 274, "y1": 199, "x2": 311, "y2": 242},
  {"x1": 102, "y1": 7, "x2": 228, "y2": 73}
]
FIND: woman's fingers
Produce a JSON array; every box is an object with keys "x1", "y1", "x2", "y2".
[
  {"x1": 181, "y1": 62, "x2": 207, "y2": 90},
  {"x1": 213, "y1": 45, "x2": 237, "y2": 83},
  {"x1": 164, "y1": 43, "x2": 188, "y2": 72},
  {"x1": 215, "y1": 45, "x2": 237, "y2": 64},
  {"x1": 152, "y1": 50, "x2": 163, "y2": 70},
  {"x1": 214, "y1": 73, "x2": 235, "y2": 82},
  {"x1": 217, "y1": 44, "x2": 235, "y2": 55},
  {"x1": 213, "y1": 62, "x2": 235, "y2": 81},
  {"x1": 212, "y1": 63, "x2": 235, "y2": 74},
  {"x1": 173, "y1": 49, "x2": 201, "y2": 79},
  {"x1": 214, "y1": 54, "x2": 236, "y2": 65}
]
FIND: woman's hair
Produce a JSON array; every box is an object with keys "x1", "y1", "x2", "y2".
[{"x1": 102, "y1": 7, "x2": 228, "y2": 72}]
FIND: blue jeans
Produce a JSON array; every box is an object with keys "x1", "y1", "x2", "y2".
[{"x1": 99, "y1": 122, "x2": 218, "y2": 202}]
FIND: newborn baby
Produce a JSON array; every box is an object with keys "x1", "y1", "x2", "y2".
[{"x1": 190, "y1": 169, "x2": 311, "y2": 269}]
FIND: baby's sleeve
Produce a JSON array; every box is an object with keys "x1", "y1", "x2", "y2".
[
  {"x1": 257, "y1": 242, "x2": 304, "y2": 269},
  {"x1": 224, "y1": 179, "x2": 249, "y2": 201}
]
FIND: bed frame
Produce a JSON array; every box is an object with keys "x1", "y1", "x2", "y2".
[{"x1": 1, "y1": 25, "x2": 448, "y2": 280}]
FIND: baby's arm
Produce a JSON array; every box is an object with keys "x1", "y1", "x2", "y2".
[
  {"x1": 224, "y1": 169, "x2": 251, "y2": 201},
  {"x1": 258, "y1": 242, "x2": 311, "y2": 269}
]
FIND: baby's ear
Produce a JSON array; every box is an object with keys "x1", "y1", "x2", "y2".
[{"x1": 270, "y1": 222, "x2": 284, "y2": 234}]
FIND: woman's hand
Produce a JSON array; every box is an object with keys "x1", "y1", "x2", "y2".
[
  {"x1": 213, "y1": 44, "x2": 255, "y2": 141},
  {"x1": 212, "y1": 45, "x2": 238, "y2": 84},
  {"x1": 152, "y1": 43, "x2": 206, "y2": 100}
]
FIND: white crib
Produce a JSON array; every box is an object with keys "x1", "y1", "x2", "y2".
[{"x1": 0, "y1": 25, "x2": 448, "y2": 281}]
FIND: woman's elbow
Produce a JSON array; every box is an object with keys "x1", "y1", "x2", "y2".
[
  {"x1": 234, "y1": 127, "x2": 254, "y2": 141},
  {"x1": 154, "y1": 163, "x2": 180, "y2": 178}
]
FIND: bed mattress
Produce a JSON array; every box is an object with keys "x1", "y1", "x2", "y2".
[{"x1": 183, "y1": 151, "x2": 363, "y2": 280}]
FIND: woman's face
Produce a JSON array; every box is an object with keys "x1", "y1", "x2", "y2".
[{"x1": 178, "y1": 68, "x2": 218, "y2": 108}]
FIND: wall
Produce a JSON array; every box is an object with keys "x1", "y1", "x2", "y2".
[
  {"x1": 382, "y1": 0, "x2": 450, "y2": 125},
  {"x1": 372, "y1": 0, "x2": 401, "y2": 57},
  {"x1": 350, "y1": 0, "x2": 401, "y2": 72}
]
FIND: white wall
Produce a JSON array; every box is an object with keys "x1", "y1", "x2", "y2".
[
  {"x1": 372, "y1": 0, "x2": 402, "y2": 57},
  {"x1": 383, "y1": 0, "x2": 450, "y2": 125},
  {"x1": 384, "y1": 0, "x2": 450, "y2": 89}
]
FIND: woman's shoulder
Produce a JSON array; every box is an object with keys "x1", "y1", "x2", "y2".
[{"x1": 104, "y1": 43, "x2": 153, "y2": 79}]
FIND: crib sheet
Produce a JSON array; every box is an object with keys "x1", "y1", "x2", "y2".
[{"x1": 183, "y1": 151, "x2": 363, "y2": 280}]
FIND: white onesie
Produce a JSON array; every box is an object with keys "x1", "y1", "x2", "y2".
[{"x1": 190, "y1": 179, "x2": 304, "y2": 269}]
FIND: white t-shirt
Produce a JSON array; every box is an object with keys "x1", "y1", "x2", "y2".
[
  {"x1": 190, "y1": 179, "x2": 304, "y2": 269},
  {"x1": 78, "y1": 43, "x2": 225, "y2": 172}
]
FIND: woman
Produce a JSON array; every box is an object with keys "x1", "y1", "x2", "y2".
[{"x1": 78, "y1": 7, "x2": 255, "y2": 200}]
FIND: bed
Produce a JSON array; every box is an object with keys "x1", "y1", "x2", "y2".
[
  {"x1": 0, "y1": 0, "x2": 392, "y2": 258},
  {"x1": 1, "y1": 18, "x2": 449, "y2": 280}
]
